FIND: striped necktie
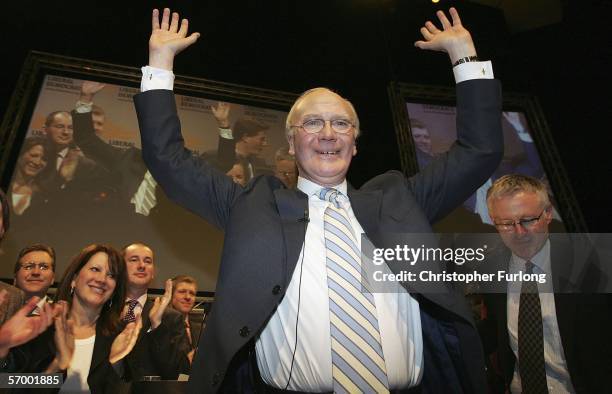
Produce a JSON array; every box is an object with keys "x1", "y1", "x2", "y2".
[
  {"x1": 132, "y1": 170, "x2": 158, "y2": 216},
  {"x1": 318, "y1": 188, "x2": 389, "y2": 393}
]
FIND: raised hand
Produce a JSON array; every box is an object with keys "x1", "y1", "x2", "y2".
[
  {"x1": 414, "y1": 7, "x2": 477, "y2": 65},
  {"x1": 148, "y1": 279, "x2": 173, "y2": 329},
  {"x1": 80, "y1": 81, "x2": 106, "y2": 103},
  {"x1": 109, "y1": 315, "x2": 142, "y2": 364},
  {"x1": 149, "y1": 8, "x2": 200, "y2": 71},
  {"x1": 49, "y1": 301, "x2": 75, "y2": 371},
  {"x1": 0, "y1": 297, "x2": 59, "y2": 358},
  {"x1": 212, "y1": 102, "x2": 231, "y2": 128}
]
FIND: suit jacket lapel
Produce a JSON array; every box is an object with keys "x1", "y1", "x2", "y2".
[
  {"x1": 89, "y1": 325, "x2": 113, "y2": 374},
  {"x1": 550, "y1": 237, "x2": 578, "y2": 363},
  {"x1": 140, "y1": 299, "x2": 153, "y2": 335},
  {"x1": 273, "y1": 188, "x2": 309, "y2": 287},
  {"x1": 347, "y1": 187, "x2": 381, "y2": 236}
]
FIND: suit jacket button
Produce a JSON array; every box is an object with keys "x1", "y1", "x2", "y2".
[
  {"x1": 272, "y1": 285, "x2": 282, "y2": 295},
  {"x1": 212, "y1": 372, "x2": 220, "y2": 385},
  {"x1": 239, "y1": 326, "x2": 250, "y2": 337}
]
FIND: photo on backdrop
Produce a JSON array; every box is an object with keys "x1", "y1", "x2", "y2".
[
  {"x1": 388, "y1": 81, "x2": 586, "y2": 233},
  {"x1": 0, "y1": 51, "x2": 298, "y2": 291}
]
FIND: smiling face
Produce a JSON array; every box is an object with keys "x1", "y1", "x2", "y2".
[
  {"x1": 15, "y1": 250, "x2": 55, "y2": 299},
  {"x1": 287, "y1": 89, "x2": 357, "y2": 187},
  {"x1": 44, "y1": 112, "x2": 73, "y2": 149},
  {"x1": 71, "y1": 252, "x2": 116, "y2": 310},
  {"x1": 19, "y1": 144, "x2": 47, "y2": 178},
  {"x1": 124, "y1": 244, "x2": 155, "y2": 292},
  {"x1": 172, "y1": 282, "x2": 197, "y2": 315},
  {"x1": 488, "y1": 191, "x2": 553, "y2": 260}
]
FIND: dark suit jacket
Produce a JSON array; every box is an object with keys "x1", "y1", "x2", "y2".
[
  {"x1": 72, "y1": 110, "x2": 148, "y2": 203},
  {"x1": 1, "y1": 324, "x2": 128, "y2": 394},
  {"x1": 481, "y1": 236, "x2": 612, "y2": 393},
  {"x1": 0, "y1": 282, "x2": 24, "y2": 326},
  {"x1": 173, "y1": 311, "x2": 205, "y2": 366},
  {"x1": 123, "y1": 298, "x2": 190, "y2": 382},
  {"x1": 216, "y1": 135, "x2": 272, "y2": 179},
  {"x1": 135, "y1": 79, "x2": 503, "y2": 394}
]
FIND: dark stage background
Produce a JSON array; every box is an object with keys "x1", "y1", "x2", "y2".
[{"x1": 1, "y1": 0, "x2": 610, "y2": 233}]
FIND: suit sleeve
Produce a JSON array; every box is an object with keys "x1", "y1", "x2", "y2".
[
  {"x1": 143, "y1": 310, "x2": 190, "y2": 378},
  {"x1": 408, "y1": 79, "x2": 504, "y2": 223},
  {"x1": 134, "y1": 90, "x2": 241, "y2": 230},
  {"x1": 72, "y1": 110, "x2": 124, "y2": 170},
  {"x1": 216, "y1": 135, "x2": 238, "y2": 173}
]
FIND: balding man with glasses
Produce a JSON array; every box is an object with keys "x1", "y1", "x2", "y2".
[{"x1": 136, "y1": 6, "x2": 503, "y2": 393}]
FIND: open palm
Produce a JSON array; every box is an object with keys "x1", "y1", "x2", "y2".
[{"x1": 149, "y1": 8, "x2": 200, "y2": 70}]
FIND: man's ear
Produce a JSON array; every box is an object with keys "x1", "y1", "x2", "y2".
[
  {"x1": 544, "y1": 205, "x2": 554, "y2": 225},
  {"x1": 287, "y1": 134, "x2": 295, "y2": 156},
  {"x1": 352, "y1": 140, "x2": 357, "y2": 156}
]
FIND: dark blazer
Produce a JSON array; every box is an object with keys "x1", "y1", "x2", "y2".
[
  {"x1": 481, "y1": 236, "x2": 612, "y2": 393},
  {"x1": 135, "y1": 79, "x2": 503, "y2": 394},
  {"x1": 216, "y1": 135, "x2": 272, "y2": 179},
  {"x1": 183, "y1": 312, "x2": 205, "y2": 352},
  {"x1": 1, "y1": 324, "x2": 128, "y2": 394},
  {"x1": 72, "y1": 110, "x2": 148, "y2": 204},
  {"x1": 123, "y1": 298, "x2": 191, "y2": 382},
  {"x1": 0, "y1": 282, "x2": 24, "y2": 325}
]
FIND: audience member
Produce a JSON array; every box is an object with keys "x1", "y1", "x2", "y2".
[
  {"x1": 273, "y1": 146, "x2": 298, "y2": 189},
  {"x1": 13, "y1": 244, "x2": 56, "y2": 310},
  {"x1": 480, "y1": 174, "x2": 612, "y2": 393},
  {"x1": 212, "y1": 102, "x2": 271, "y2": 180},
  {"x1": 9, "y1": 136, "x2": 51, "y2": 216},
  {"x1": 0, "y1": 188, "x2": 25, "y2": 325},
  {"x1": 121, "y1": 242, "x2": 190, "y2": 381},
  {"x1": 409, "y1": 118, "x2": 435, "y2": 170},
  {"x1": 171, "y1": 275, "x2": 202, "y2": 362},
  {"x1": 1, "y1": 244, "x2": 141, "y2": 394}
]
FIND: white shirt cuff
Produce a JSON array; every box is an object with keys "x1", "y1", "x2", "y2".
[
  {"x1": 453, "y1": 61, "x2": 494, "y2": 83},
  {"x1": 516, "y1": 131, "x2": 533, "y2": 143},
  {"x1": 141, "y1": 66, "x2": 175, "y2": 92},
  {"x1": 219, "y1": 128, "x2": 233, "y2": 139},
  {"x1": 75, "y1": 100, "x2": 93, "y2": 114}
]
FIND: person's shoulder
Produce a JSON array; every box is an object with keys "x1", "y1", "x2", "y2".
[
  {"x1": 0, "y1": 282, "x2": 24, "y2": 306},
  {"x1": 358, "y1": 170, "x2": 407, "y2": 191},
  {"x1": 0, "y1": 281, "x2": 22, "y2": 297},
  {"x1": 162, "y1": 305, "x2": 183, "y2": 320}
]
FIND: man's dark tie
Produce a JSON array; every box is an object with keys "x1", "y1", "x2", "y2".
[
  {"x1": 123, "y1": 299, "x2": 139, "y2": 323},
  {"x1": 518, "y1": 261, "x2": 548, "y2": 393},
  {"x1": 185, "y1": 319, "x2": 193, "y2": 348}
]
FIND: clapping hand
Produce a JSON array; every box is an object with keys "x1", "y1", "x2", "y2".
[
  {"x1": 0, "y1": 296, "x2": 59, "y2": 358},
  {"x1": 48, "y1": 301, "x2": 75, "y2": 372},
  {"x1": 149, "y1": 279, "x2": 173, "y2": 330},
  {"x1": 109, "y1": 315, "x2": 142, "y2": 364}
]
